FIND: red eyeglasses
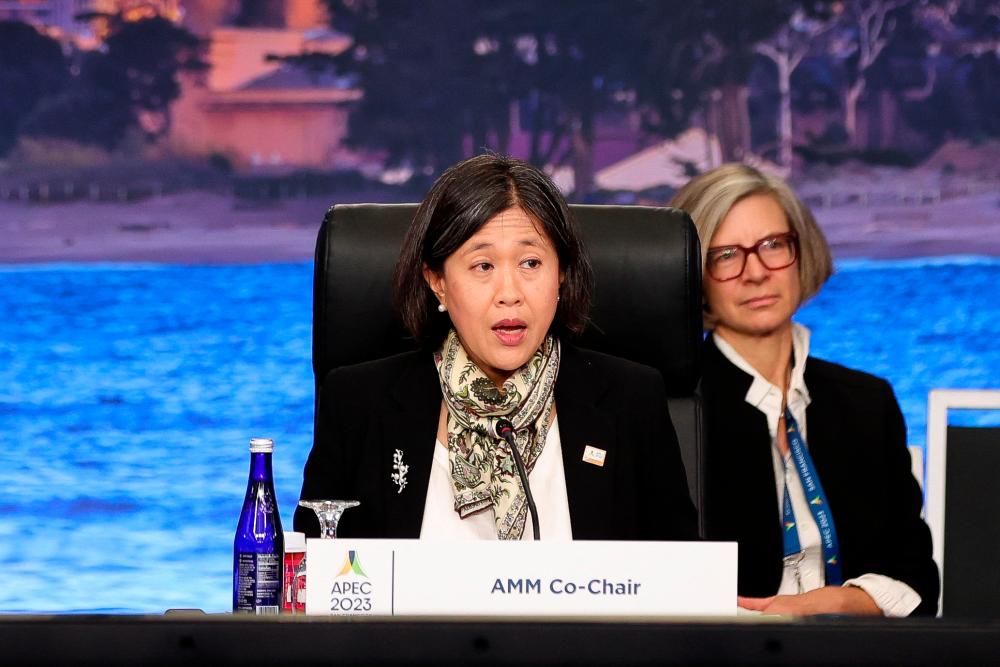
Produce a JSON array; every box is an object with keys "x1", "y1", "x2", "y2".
[{"x1": 706, "y1": 232, "x2": 799, "y2": 281}]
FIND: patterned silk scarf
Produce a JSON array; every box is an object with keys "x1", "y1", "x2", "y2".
[{"x1": 433, "y1": 328, "x2": 560, "y2": 540}]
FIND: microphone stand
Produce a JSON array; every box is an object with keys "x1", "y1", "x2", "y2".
[{"x1": 495, "y1": 419, "x2": 541, "y2": 541}]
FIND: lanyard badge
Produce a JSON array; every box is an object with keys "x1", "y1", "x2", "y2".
[{"x1": 781, "y1": 408, "x2": 843, "y2": 586}]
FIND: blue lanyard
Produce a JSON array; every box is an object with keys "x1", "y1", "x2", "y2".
[{"x1": 781, "y1": 408, "x2": 843, "y2": 586}]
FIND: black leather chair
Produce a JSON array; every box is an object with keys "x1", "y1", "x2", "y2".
[
  {"x1": 939, "y1": 425, "x2": 1000, "y2": 617},
  {"x1": 312, "y1": 203, "x2": 706, "y2": 534}
]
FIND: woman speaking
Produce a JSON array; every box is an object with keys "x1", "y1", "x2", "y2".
[
  {"x1": 295, "y1": 154, "x2": 697, "y2": 542},
  {"x1": 670, "y1": 164, "x2": 939, "y2": 615}
]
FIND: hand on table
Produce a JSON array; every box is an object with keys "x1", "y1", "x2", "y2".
[{"x1": 738, "y1": 586, "x2": 881, "y2": 616}]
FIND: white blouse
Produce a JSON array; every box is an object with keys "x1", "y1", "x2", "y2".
[
  {"x1": 419, "y1": 416, "x2": 574, "y2": 541},
  {"x1": 714, "y1": 324, "x2": 921, "y2": 617}
]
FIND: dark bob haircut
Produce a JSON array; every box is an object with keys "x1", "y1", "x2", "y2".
[{"x1": 393, "y1": 153, "x2": 593, "y2": 349}]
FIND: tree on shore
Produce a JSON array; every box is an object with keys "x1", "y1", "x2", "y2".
[
  {"x1": 317, "y1": 0, "x2": 640, "y2": 198},
  {"x1": 0, "y1": 21, "x2": 70, "y2": 157},
  {"x1": 316, "y1": 1, "x2": 511, "y2": 176},
  {"x1": 488, "y1": 1, "x2": 640, "y2": 197},
  {"x1": 635, "y1": 1, "x2": 791, "y2": 164},
  {"x1": 22, "y1": 15, "x2": 206, "y2": 149},
  {"x1": 899, "y1": 0, "x2": 1000, "y2": 142},
  {"x1": 754, "y1": 3, "x2": 841, "y2": 169},
  {"x1": 833, "y1": 0, "x2": 911, "y2": 148}
]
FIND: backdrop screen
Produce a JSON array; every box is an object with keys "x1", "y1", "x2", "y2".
[{"x1": 1, "y1": 0, "x2": 998, "y2": 612}]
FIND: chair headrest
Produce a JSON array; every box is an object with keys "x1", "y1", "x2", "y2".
[{"x1": 313, "y1": 204, "x2": 702, "y2": 396}]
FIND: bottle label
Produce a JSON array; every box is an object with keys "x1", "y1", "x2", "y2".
[
  {"x1": 296, "y1": 573, "x2": 307, "y2": 609},
  {"x1": 282, "y1": 551, "x2": 306, "y2": 614},
  {"x1": 235, "y1": 552, "x2": 282, "y2": 612}
]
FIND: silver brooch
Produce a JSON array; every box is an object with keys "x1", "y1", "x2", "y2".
[{"x1": 391, "y1": 448, "x2": 409, "y2": 494}]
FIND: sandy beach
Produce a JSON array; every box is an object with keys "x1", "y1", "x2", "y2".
[
  {"x1": 0, "y1": 192, "x2": 327, "y2": 265},
  {"x1": 1, "y1": 178, "x2": 997, "y2": 265},
  {"x1": 814, "y1": 191, "x2": 1000, "y2": 259}
]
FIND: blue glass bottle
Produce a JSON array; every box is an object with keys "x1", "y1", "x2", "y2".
[{"x1": 233, "y1": 437, "x2": 284, "y2": 614}]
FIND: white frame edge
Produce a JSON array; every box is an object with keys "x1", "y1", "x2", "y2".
[{"x1": 925, "y1": 388, "x2": 1000, "y2": 616}]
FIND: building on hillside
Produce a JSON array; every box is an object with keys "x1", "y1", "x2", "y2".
[
  {"x1": 177, "y1": 0, "x2": 325, "y2": 37},
  {"x1": 168, "y1": 0, "x2": 366, "y2": 171},
  {"x1": 594, "y1": 128, "x2": 724, "y2": 192},
  {"x1": 590, "y1": 127, "x2": 784, "y2": 195}
]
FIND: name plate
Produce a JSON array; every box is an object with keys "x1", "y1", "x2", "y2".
[{"x1": 305, "y1": 539, "x2": 736, "y2": 617}]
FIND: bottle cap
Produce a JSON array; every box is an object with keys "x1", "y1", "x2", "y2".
[
  {"x1": 249, "y1": 437, "x2": 274, "y2": 453},
  {"x1": 284, "y1": 531, "x2": 306, "y2": 552}
]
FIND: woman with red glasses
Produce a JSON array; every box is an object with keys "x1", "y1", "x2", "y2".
[{"x1": 670, "y1": 164, "x2": 938, "y2": 616}]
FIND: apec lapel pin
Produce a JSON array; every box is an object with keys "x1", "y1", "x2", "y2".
[{"x1": 582, "y1": 445, "x2": 606, "y2": 467}]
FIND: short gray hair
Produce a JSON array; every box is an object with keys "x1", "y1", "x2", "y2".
[{"x1": 669, "y1": 163, "x2": 833, "y2": 330}]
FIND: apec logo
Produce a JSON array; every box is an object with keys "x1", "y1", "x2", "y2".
[
  {"x1": 491, "y1": 576, "x2": 642, "y2": 596},
  {"x1": 329, "y1": 550, "x2": 373, "y2": 613}
]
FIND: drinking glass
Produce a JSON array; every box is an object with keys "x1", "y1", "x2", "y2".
[
  {"x1": 298, "y1": 499, "x2": 360, "y2": 539},
  {"x1": 293, "y1": 499, "x2": 360, "y2": 612}
]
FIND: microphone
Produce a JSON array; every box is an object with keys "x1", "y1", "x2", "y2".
[{"x1": 494, "y1": 418, "x2": 540, "y2": 540}]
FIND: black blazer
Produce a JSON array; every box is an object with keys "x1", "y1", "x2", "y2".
[
  {"x1": 294, "y1": 342, "x2": 698, "y2": 541},
  {"x1": 700, "y1": 336, "x2": 940, "y2": 615}
]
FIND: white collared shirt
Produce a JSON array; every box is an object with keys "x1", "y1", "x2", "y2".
[
  {"x1": 714, "y1": 324, "x2": 921, "y2": 617},
  {"x1": 419, "y1": 416, "x2": 574, "y2": 540}
]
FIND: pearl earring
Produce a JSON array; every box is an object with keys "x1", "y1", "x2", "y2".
[{"x1": 438, "y1": 303, "x2": 447, "y2": 313}]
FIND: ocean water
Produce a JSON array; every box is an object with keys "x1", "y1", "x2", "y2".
[
  {"x1": 0, "y1": 257, "x2": 997, "y2": 613},
  {"x1": 796, "y1": 256, "x2": 1000, "y2": 440}
]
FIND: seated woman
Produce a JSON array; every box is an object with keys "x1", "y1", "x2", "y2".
[
  {"x1": 670, "y1": 164, "x2": 939, "y2": 616},
  {"x1": 295, "y1": 154, "x2": 697, "y2": 541}
]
